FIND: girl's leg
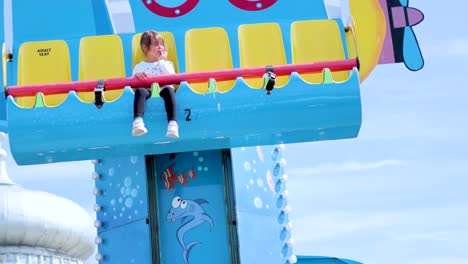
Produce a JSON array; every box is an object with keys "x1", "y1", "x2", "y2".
[
  {"x1": 160, "y1": 86, "x2": 179, "y2": 138},
  {"x1": 159, "y1": 86, "x2": 176, "y2": 122},
  {"x1": 134, "y1": 88, "x2": 152, "y2": 118},
  {"x1": 132, "y1": 88, "x2": 152, "y2": 136}
]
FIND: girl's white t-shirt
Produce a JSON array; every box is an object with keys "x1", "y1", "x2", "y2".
[{"x1": 132, "y1": 60, "x2": 175, "y2": 76}]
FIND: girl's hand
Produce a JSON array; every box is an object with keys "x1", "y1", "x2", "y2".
[{"x1": 135, "y1": 72, "x2": 147, "y2": 80}]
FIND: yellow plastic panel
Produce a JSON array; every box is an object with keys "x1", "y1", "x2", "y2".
[
  {"x1": 350, "y1": 0, "x2": 386, "y2": 82},
  {"x1": 16, "y1": 40, "x2": 71, "y2": 107},
  {"x1": 238, "y1": 23, "x2": 288, "y2": 88},
  {"x1": 291, "y1": 20, "x2": 348, "y2": 84},
  {"x1": 345, "y1": 27, "x2": 357, "y2": 60},
  {"x1": 79, "y1": 35, "x2": 126, "y2": 102},
  {"x1": 132, "y1": 32, "x2": 179, "y2": 73},
  {"x1": 185, "y1": 27, "x2": 234, "y2": 93},
  {"x1": 3, "y1": 43, "x2": 8, "y2": 88}
]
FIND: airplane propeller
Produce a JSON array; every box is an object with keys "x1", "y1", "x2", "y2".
[{"x1": 397, "y1": 0, "x2": 424, "y2": 71}]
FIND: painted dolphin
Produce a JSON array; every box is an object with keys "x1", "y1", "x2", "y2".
[{"x1": 167, "y1": 196, "x2": 214, "y2": 264}]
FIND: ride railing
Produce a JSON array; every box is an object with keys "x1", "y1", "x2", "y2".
[{"x1": 7, "y1": 58, "x2": 358, "y2": 98}]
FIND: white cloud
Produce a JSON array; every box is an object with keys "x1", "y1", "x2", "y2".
[{"x1": 287, "y1": 159, "x2": 401, "y2": 176}]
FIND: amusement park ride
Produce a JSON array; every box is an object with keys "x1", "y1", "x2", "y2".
[{"x1": 0, "y1": 0, "x2": 424, "y2": 263}]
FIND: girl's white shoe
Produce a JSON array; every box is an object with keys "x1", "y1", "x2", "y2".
[
  {"x1": 132, "y1": 118, "x2": 148, "y2": 136},
  {"x1": 166, "y1": 121, "x2": 179, "y2": 138}
]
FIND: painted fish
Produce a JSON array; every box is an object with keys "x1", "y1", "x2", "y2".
[
  {"x1": 161, "y1": 164, "x2": 177, "y2": 190},
  {"x1": 167, "y1": 196, "x2": 214, "y2": 264}
]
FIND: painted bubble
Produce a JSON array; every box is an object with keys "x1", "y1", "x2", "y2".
[
  {"x1": 108, "y1": 168, "x2": 115, "y2": 176},
  {"x1": 130, "y1": 156, "x2": 138, "y2": 164},
  {"x1": 199, "y1": 157, "x2": 204, "y2": 162},
  {"x1": 193, "y1": 151, "x2": 199, "y2": 157},
  {"x1": 244, "y1": 162, "x2": 252, "y2": 172},
  {"x1": 110, "y1": 199, "x2": 116, "y2": 206},
  {"x1": 257, "y1": 178, "x2": 264, "y2": 188},
  {"x1": 124, "y1": 177, "x2": 132, "y2": 187},
  {"x1": 125, "y1": 198, "x2": 133, "y2": 208},
  {"x1": 204, "y1": 167, "x2": 208, "y2": 172},
  {"x1": 254, "y1": 197, "x2": 263, "y2": 209},
  {"x1": 131, "y1": 189, "x2": 138, "y2": 197},
  {"x1": 198, "y1": 166, "x2": 203, "y2": 171}
]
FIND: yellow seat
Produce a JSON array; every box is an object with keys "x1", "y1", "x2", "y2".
[
  {"x1": 79, "y1": 35, "x2": 126, "y2": 102},
  {"x1": 132, "y1": 32, "x2": 179, "y2": 72},
  {"x1": 185, "y1": 27, "x2": 234, "y2": 93},
  {"x1": 16, "y1": 40, "x2": 71, "y2": 108},
  {"x1": 291, "y1": 20, "x2": 349, "y2": 83},
  {"x1": 238, "y1": 23, "x2": 288, "y2": 88}
]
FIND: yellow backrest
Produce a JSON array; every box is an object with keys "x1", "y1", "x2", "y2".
[
  {"x1": 291, "y1": 20, "x2": 348, "y2": 83},
  {"x1": 79, "y1": 35, "x2": 126, "y2": 102},
  {"x1": 238, "y1": 23, "x2": 288, "y2": 88},
  {"x1": 16, "y1": 40, "x2": 71, "y2": 108},
  {"x1": 185, "y1": 27, "x2": 234, "y2": 93},
  {"x1": 2, "y1": 43, "x2": 7, "y2": 88},
  {"x1": 132, "y1": 32, "x2": 179, "y2": 73},
  {"x1": 345, "y1": 25, "x2": 357, "y2": 60}
]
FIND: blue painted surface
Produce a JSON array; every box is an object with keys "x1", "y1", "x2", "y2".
[
  {"x1": 95, "y1": 156, "x2": 149, "y2": 232},
  {"x1": 9, "y1": 0, "x2": 98, "y2": 43},
  {"x1": 94, "y1": 156, "x2": 151, "y2": 263},
  {"x1": 98, "y1": 218, "x2": 151, "y2": 264},
  {"x1": 297, "y1": 256, "x2": 363, "y2": 264},
  {"x1": 153, "y1": 150, "x2": 234, "y2": 264},
  {"x1": 7, "y1": 71, "x2": 361, "y2": 165},
  {"x1": 231, "y1": 145, "x2": 292, "y2": 263}
]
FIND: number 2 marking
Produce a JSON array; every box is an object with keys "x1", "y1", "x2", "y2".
[{"x1": 185, "y1": 109, "x2": 192, "y2": 121}]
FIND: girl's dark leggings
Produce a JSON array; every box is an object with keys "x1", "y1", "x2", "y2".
[{"x1": 133, "y1": 86, "x2": 176, "y2": 122}]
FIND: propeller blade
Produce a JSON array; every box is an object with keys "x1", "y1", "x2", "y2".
[{"x1": 403, "y1": 26, "x2": 424, "y2": 71}]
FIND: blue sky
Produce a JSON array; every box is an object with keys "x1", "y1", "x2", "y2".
[{"x1": 2, "y1": 1, "x2": 468, "y2": 264}]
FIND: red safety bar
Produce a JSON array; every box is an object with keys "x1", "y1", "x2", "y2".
[{"x1": 7, "y1": 58, "x2": 358, "y2": 97}]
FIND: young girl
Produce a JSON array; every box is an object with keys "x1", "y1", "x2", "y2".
[{"x1": 132, "y1": 30, "x2": 179, "y2": 138}]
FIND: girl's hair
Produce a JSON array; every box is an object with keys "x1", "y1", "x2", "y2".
[{"x1": 140, "y1": 30, "x2": 167, "y2": 59}]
